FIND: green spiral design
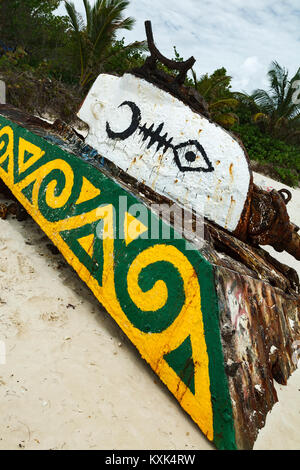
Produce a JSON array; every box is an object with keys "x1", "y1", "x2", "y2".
[
  {"x1": 37, "y1": 168, "x2": 75, "y2": 221},
  {"x1": 0, "y1": 133, "x2": 9, "y2": 159},
  {"x1": 114, "y1": 242, "x2": 186, "y2": 334}
]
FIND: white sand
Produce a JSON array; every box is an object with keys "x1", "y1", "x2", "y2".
[
  {"x1": 0, "y1": 172, "x2": 299, "y2": 450},
  {"x1": 0, "y1": 202, "x2": 212, "y2": 451},
  {"x1": 252, "y1": 173, "x2": 300, "y2": 450}
]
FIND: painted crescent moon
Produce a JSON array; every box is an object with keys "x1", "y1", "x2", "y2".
[{"x1": 106, "y1": 101, "x2": 141, "y2": 140}]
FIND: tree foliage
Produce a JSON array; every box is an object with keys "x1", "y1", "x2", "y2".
[
  {"x1": 192, "y1": 67, "x2": 239, "y2": 129},
  {"x1": 0, "y1": 1, "x2": 69, "y2": 65},
  {"x1": 250, "y1": 61, "x2": 300, "y2": 142},
  {"x1": 0, "y1": 0, "x2": 299, "y2": 186},
  {"x1": 0, "y1": 46, "x2": 82, "y2": 122},
  {"x1": 64, "y1": 0, "x2": 146, "y2": 89}
]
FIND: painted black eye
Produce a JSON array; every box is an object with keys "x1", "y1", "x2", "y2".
[
  {"x1": 173, "y1": 140, "x2": 214, "y2": 173},
  {"x1": 185, "y1": 151, "x2": 197, "y2": 163}
]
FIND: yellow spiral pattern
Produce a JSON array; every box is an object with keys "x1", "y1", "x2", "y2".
[{"x1": 0, "y1": 120, "x2": 215, "y2": 443}]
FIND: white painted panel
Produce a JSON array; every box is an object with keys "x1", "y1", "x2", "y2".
[{"x1": 78, "y1": 74, "x2": 251, "y2": 232}]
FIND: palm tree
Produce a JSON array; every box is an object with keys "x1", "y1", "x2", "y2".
[
  {"x1": 251, "y1": 61, "x2": 300, "y2": 142},
  {"x1": 64, "y1": 0, "x2": 146, "y2": 89},
  {"x1": 191, "y1": 67, "x2": 239, "y2": 129}
]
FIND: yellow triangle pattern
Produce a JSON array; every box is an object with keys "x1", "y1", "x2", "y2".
[
  {"x1": 76, "y1": 177, "x2": 101, "y2": 205},
  {"x1": 124, "y1": 212, "x2": 148, "y2": 246},
  {"x1": 78, "y1": 233, "x2": 95, "y2": 257},
  {"x1": 18, "y1": 137, "x2": 45, "y2": 173}
]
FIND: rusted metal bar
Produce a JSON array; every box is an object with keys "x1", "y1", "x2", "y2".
[
  {"x1": 248, "y1": 185, "x2": 300, "y2": 260},
  {"x1": 144, "y1": 20, "x2": 195, "y2": 84},
  {"x1": 132, "y1": 22, "x2": 210, "y2": 118}
]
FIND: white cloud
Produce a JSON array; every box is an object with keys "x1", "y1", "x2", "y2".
[
  {"x1": 233, "y1": 56, "x2": 266, "y2": 92},
  {"x1": 56, "y1": 0, "x2": 300, "y2": 93}
]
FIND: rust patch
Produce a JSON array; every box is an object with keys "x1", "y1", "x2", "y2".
[
  {"x1": 225, "y1": 196, "x2": 236, "y2": 230},
  {"x1": 247, "y1": 185, "x2": 300, "y2": 260},
  {"x1": 215, "y1": 266, "x2": 300, "y2": 449}
]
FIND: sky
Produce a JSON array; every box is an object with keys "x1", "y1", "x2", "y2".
[{"x1": 55, "y1": 0, "x2": 300, "y2": 93}]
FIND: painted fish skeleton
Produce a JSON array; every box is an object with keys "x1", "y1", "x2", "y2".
[
  {"x1": 106, "y1": 99, "x2": 214, "y2": 174},
  {"x1": 78, "y1": 73, "x2": 251, "y2": 233},
  {"x1": 77, "y1": 21, "x2": 300, "y2": 263}
]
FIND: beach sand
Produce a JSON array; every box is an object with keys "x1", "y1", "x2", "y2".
[{"x1": 0, "y1": 172, "x2": 299, "y2": 450}]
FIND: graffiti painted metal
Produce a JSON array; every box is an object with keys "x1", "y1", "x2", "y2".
[
  {"x1": 0, "y1": 24, "x2": 299, "y2": 451},
  {"x1": 78, "y1": 21, "x2": 300, "y2": 261},
  {"x1": 0, "y1": 109, "x2": 236, "y2": 450},
  {"x1": 0, "y1": 105, "x2": 299, "y2": 449},
  {"x1": 216, "y1": 266, "x2": 300, "y2": 449},
  {"x1": 79, "y1": 72, "x2": 252, "y2": 234}
]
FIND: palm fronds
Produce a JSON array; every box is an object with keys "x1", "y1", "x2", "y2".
[
  {"x1": 64, "y1": 0, "x2": 136, "y2": 88},
  {"x1": 250, "y1": 61, "x2": 300, "y2": 139}
]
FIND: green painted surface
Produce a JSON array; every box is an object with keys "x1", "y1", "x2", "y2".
[
  {"x1": 164, "y1": 335, "x2": 195, "y2": 395},
  {"x1": 0, "y1": 113, "x2": 237, "y2": 450}
]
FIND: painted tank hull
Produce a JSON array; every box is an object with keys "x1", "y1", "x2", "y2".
[{"x1": 0, "y1": 105, "x2": 299, "y2": 449}]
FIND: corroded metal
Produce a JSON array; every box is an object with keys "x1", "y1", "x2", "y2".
[
  {"x1": 132, "y1": 21, "x2": 210, "y2": 119},
  {"x1": 0, "y1": 202, "x2": 7, "y2": 219},
  {"x1": 247, "y1": 185, "x2": 300, "y2": 260},
  {"x1": 144, "y1": 20, "x2": 196, "y2": 85},
  {"x1": 216, "y1": 266, "x2": 300, "y2": 449}
]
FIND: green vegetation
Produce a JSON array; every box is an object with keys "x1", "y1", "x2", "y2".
[
  {"x1": 233, "y1": 123, "x2": 300, "y2": 187},
  {"x1": 0, "y1": 0, "x2": 147, "y2": 120},
  {"x1": 231, "y1": 61, "x2": 300, "y2": 186},
  {"x1": 191, "y1": 67, "x2": 239, "y2": 129},
  {"x1": 251, "y1": 61, "x2": 300, "y2": 143},
  {"x1": 0, "y1": 0, "x2": 299, "y2": 186},
  {"x1": 64, "y1": 0, "x2": 146, "y2": 89}
]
